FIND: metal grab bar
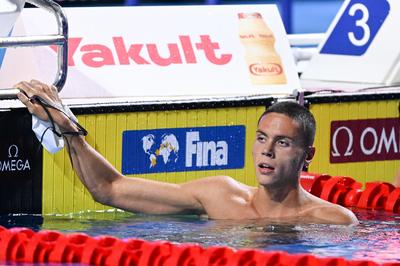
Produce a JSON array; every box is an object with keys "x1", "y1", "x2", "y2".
[{"x1": 0, "y1": 0, "x2": 68, "y2": 100}]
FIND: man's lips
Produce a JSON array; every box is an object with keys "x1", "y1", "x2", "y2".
[{"x1": 258, "y1": 163, "x2": 275, "y2": 174}]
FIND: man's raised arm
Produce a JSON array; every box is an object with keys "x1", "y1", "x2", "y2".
[{"x1": 15, "y1": 80, "x2": 205, "y2": 216}]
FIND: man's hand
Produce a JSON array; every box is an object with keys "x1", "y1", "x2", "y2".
[
  {"x1": 14, "y1": 79, "x2": 79, "y2": 134},
  {"x1": 15, "y1": 79, "x2": 62, "y2": 122}
]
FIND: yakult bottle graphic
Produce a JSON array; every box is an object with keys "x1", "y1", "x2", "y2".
[{"x1": 238, "y1": 12, "x2": 286, "y2": 85}]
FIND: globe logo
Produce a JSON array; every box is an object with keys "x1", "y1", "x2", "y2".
[{"x1": 141, "y1": 134, "x2": 179, "y2": 168}]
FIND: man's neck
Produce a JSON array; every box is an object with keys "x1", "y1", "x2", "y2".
[{"x1": 252, "y1": 183, "x2": 306, "y2": 218}]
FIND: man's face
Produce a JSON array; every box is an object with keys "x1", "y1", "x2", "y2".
[{"x1": 252, "y1": 112, "x2": 307, "y2": 188}]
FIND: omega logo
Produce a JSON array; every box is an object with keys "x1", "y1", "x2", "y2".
[
  {"x1": 0, "y1": 144, "x2": 31, "y2": 172},
  {"x1": 331, "y1": 125, "x2": 398, "y2": 158},
  {"x1": 331, "y1": 126, "x2": 354, "y2": 157},
  {"x1": 8, "y1": 144, "x2": 19, "y2": 158}
]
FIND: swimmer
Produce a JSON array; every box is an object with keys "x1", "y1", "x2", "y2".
[{"x1": 16, "y1": 80, "x2": 358, "y2": 225}]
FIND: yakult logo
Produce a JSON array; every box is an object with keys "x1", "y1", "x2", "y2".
[
  {"x1": 51, "y1": 35, "x2": 232, "y2": 68},
  {"x1": 122, "y1": 126, "x2": 245, "y2": 174},
  {"x1": 249, "y1": 63, "x2": 282, "y2": 76},
  {"x1": 330, "y1": 118, "x2": 400, "y2": 163}
]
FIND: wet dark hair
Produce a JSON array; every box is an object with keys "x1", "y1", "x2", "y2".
[{"x1": 258, "y1": 101, "x2": 316, "y2": 147}]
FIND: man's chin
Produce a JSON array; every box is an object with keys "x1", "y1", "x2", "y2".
[{"x1": 256, "y1": 174, "x2": 275, "y2": 186}]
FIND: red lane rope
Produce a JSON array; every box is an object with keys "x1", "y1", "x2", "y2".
[
  {"x1": 1, "y1": 225, "x2": 399, "y2": 266},
  {"x1": 300, "y1": 172, "x2": 400, "y2": 213},
  {"x1": 1, "y1": 173, "x2": 399, "y2": 265}
]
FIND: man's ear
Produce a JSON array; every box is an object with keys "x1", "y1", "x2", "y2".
[{"x1": 305, "y1": 146, "x2": 315, "y2": 164}]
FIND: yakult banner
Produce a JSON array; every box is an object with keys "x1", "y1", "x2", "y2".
[
  {"x1": 0, "y1": 5, "x2": 299, "y2": 98},
  {"x1": 330, "y1": 118, "x2": 400, "y2": 163}
]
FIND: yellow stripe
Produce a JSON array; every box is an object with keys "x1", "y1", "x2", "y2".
[
  {"x1": 309, "y1": 100, "x2": 399, "y2": 186},
  {"x1": 42, "y1": 106, "x2": 266, "y2": 214}
]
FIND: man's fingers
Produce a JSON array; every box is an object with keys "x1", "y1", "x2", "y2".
[
  {"x1": 14, "y1": 79, "x2": 60, "y2": 110},
  {"x1": 50, "y1": 85, "x2": 59, "y2": 93},
  {"x1": 15, "y1": 81, "x2": 39, "y2": 109},
  {"x1": 15, "y1": 80, "x2": 49, "y2": 103},
  {"x1": 16, "y1": 83, "x2": 50, "y2": 121},
  {"x1": 30, "y1": 79, "x2": 58, "y2": 100},
  {"x1": 16, "y1": 91, "x2": 35, "y2": 114},
  {"x1": 14, "y1": 81, "x2": 36, "y2": 98},
  {"x1": 16, "y1": 91, "x2": 29, "y2": 104},
  {"x1": 30, "y1": 79, "x2": 41, "y2": 84},
  {"x1": 31, "y1": 79, "x2": 49, "y2": 90}
]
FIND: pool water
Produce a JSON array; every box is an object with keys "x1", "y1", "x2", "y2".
[{"x1": 1, "y1": 208, "x2": 399, "y2": 265}]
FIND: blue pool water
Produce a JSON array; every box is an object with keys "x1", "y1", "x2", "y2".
[{"x1": 1, "y1": 208, "x2": 399, "y2": 265}]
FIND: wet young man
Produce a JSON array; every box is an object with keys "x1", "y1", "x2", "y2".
[{"x1": 16, "y1": 80, "x2": 358, "y2": 225}]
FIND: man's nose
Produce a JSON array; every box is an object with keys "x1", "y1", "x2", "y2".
[{"x1": 261, "y1": 142, "x2": 274, "y2": 158}]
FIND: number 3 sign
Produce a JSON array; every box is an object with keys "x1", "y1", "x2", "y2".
[
  {"x1": 321, "y1": 0, "x2": 390, "y2": 56},
  {"x1": 302, "y1": 0, "x2": 400, "y2": 85}
]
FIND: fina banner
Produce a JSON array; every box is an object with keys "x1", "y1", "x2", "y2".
[
  {"x1": 122, "y1": 125, "x2": 245, "y2": 174},
  {"x1": 0, "y1": 5, "x2": 300, "y2": 98}
]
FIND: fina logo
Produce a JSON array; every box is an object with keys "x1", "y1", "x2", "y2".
[
  {"x1": 185, "y1": 131, "x2": 228, "y2": 167},
  {"x1": 122, "y1": 126, "x2": 245, "y2": 174}
]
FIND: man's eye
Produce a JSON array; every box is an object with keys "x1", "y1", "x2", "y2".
[
  {"x1": 277, "y1": 140, "x2": 289, "y2": 147},
  {"x1": 257, "y1": 136, "x2": 266, "y2": 142}
]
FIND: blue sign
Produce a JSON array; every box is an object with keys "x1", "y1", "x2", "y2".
[
  {"x1": 320, "y1": 0, "x2": 390, "y2": 56},
  {"x1": 0, "y1": 30, "x2": 12, "y2": 69},
  {"x1": 0, "y1": 48, "x2": 5, "y2": 68},
  {"x1": 122, "y1": 125, "x2": 246, "y2": 174}
]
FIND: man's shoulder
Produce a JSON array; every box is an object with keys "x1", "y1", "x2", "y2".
[
  {"x1": 186, "y1": 175, "x2": 254, "y2": 199},
  {"x1": 193, "y1": 175, "x2": 244, "y2": 186},
  {"x1": 306, "y1": 199, "x2": 359, "y2": 225}
]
